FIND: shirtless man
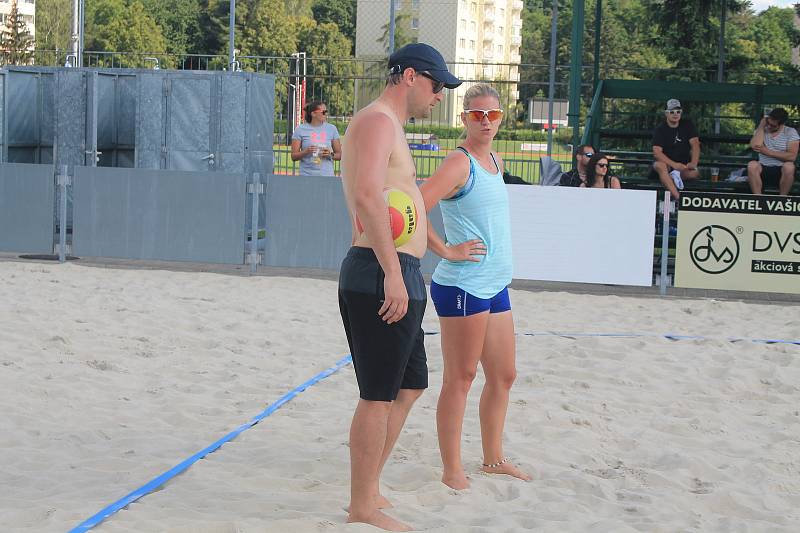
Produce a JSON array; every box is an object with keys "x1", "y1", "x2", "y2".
[{"x1": 338, "y1": 43, "x2": 461, "y2": 531}]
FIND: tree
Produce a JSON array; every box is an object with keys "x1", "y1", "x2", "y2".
[
  {"x1": 1, "y1": 0, "x2": 35, "y2": 65},
  {"x1": 650, "y1": 0, "x2": 750, "y2": 79},
  {"x1": 376, "y1": 10, "x2": 414, "y2": 54},
  {"x1": 311, "y1": 0, "x2": 356, "y2": 53},
  {"x1": 34, "y1": 0, "x2": 72, "y2": 64},
  {"x1": 140, "y1": 0, "x2": 205, "y2": 55},
  {"x1": 296, "y1": 17, "x2": 356, "y2": 114},
  {"x1": 85, "y1": 0, "x2": 168, "y2": 67}
]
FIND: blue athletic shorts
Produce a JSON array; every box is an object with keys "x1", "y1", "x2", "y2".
[{"x1": 429, "y1": 281, "x2": 511, "y2": 317}]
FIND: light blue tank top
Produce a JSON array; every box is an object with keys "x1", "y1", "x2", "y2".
[{"x1": 432, "y1": 148, "x2": 513, "y2": 298}]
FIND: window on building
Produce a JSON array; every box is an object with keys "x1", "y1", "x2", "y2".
[
  {"x1": 497, "y1": 44, "x2": 504, "y2": 54},
  {"x1": 470, "y1": 2, "x2": 476, "y2": 14},
  {"x1": 460, "y1": 38, "x2": 466, "y2": 48},
  {"x1": 460, "y1": 19, "x2": 466, "y2": 30},
  {"x1": 470, "y1": 21, "x2": 476, "y2": 32},
  {"x1": 498, "y1": 26, "x2": 504, "y2": 34},
  {"x1": 470, "y1": 40, "x2": 475, "y2": 50},
  {"x1": 500, "y1": 8, "x2": 505, "y2": 17},
  {"x1": 411, "y1": 17, "x2": 419, "y2": 29}
]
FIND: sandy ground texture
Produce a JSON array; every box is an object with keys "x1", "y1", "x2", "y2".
[{"x1": 1, "y1": 260, "x2": 798, "y2": 532}]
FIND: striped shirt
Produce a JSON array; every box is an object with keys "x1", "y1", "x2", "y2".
[
  {"x1": 432, "y1": 148, "x2": 512, "y2": 299},
  {"x1": 760, "y1": 126, "x2": 799, "y2": 167}
]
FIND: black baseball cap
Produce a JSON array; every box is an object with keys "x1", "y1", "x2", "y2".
[{"x1": 388, "y1": 43, "x2": 462, "y2": 89}]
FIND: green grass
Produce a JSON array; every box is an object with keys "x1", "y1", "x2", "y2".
[{"x1": 273, "y1": 139, "x2": 573, "y2": 183}]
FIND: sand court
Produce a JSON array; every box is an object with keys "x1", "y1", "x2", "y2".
[{"x1": 1, "y1": 260, "x2": 798, "y2": 532}]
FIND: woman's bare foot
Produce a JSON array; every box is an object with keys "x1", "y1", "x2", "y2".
[
  {"x1": 347, "y1": 509, "x2": 412, "y2": 531},
  {"x1": 441, "y1": 471, "x2": 470, "y2": 490},
  {"x1": 481, "y1": 460, "x2": 532, "y2": 481},
  {"x1": 347, "y1": 493, "x2": 392, "y2": 512}
]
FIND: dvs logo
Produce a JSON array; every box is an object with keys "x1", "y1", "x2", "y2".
[{"x1": 689, "y1": 225, "x2": 740, "y2": 274}]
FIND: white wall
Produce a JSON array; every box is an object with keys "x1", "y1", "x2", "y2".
[{"x1": 508, "y1": 186, "x2": 657, "y2": 286}]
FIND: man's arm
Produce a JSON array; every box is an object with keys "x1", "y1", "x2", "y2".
[
  {"x1": 755, "y1": 139, "x2": 799, "y2": 163},
  {"x1": 688, "y1": 137, "x2": 700, "y2": 169},
  {"x1": 350, "y1": 112, "x2": 408, "y2": 324},
  {"x1": 653, "y1": 146, "x2": 685, "y2": 170},
  {"x1": 750, "y1": 118, "x2": 766, "y2": 149}
]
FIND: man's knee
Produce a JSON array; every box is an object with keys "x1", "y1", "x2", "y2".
[
  {"x1": 653, "y1": 161, "x2": 667, "y2": 172},
  {"x1": 397, "y1": 387, "x2": 424, "y2": 404},
  {"x1": 782, "y1": 162, "x2": 795, "y2": 176}
]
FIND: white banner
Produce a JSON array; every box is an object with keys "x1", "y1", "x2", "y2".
[{"x1": 508, "y1": 185, "x2": 657, "y2": 286}]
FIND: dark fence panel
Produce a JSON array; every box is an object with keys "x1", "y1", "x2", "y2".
[
  {"x1": 72, "y1": 167, "x2": 246, "y2": 264},
  {"x1": 0, "y1": 163, "x2": 55, "y2": 253},
  {"x1": 262, "y1": 174, "x2": 444, "y2": 273}
]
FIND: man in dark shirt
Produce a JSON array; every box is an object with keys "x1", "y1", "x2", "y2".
[
  {"x1": 651, "y1": 99, "x2": 700, "y2": 199},
  {"x1": 559, "y1": 144, "x2": 595, "y2": 186}
]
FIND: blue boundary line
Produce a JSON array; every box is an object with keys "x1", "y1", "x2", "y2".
[
  {"x1": 424, "y1": 330, "x2": 799, "y2": 345},
  {"x1": 68, "y1": 354, "x2": 353, "y2": 533}
]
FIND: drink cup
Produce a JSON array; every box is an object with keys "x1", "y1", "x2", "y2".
[
  {"x1": 311, "y1": 145, "x2": 321, "y2": 164},
  {"x1": 710, "y1": 167, "x2": 719, "y2": 182}
]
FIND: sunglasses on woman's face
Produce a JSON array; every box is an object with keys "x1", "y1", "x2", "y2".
[
  {"x1": 596, "y1": 163, "x2": 608, "y2": 168},
  {"x1": 316, "y1": 109, "x2": 328, "y2": 114},
  {"x1": 464, "y1": 109, "x2": 504, "y2": 122}
]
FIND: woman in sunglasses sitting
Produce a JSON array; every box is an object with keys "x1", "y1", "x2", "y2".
[
  {"x1": 420, "y1": 83, "x2": 531, "y2": 490},
  {"x1": 585, "y1": 152, "x2": 621, "y2": 189},
  {"x1": 290, "y1": 100, "x2": 342, "y2": 176}
]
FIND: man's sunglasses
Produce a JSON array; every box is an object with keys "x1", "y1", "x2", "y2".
[
  {"x1": 417, "y1": 71, "x2": 445, "y2": 94},
  {"x1": 464, "y1": 109, "x2": 504, "y2": 121},
  {"x1": 581, "y1": 152, "x2": 594, "y2": 158},
  {"x1": 666, "y1": 109, "x2": 682, "y2": 115}
]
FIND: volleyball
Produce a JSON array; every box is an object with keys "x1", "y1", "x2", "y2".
[{"x1": 356, "y1": 188, "x2": 418, "y2": 247}]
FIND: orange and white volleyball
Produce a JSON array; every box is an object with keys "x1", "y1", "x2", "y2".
[{"x1": 355, "y1": 188, "x2": 417, "y2": 247}]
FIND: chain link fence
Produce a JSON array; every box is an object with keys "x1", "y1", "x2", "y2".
[{"x1": 17, "y1": 47, "x2": 786, "y2": 182}]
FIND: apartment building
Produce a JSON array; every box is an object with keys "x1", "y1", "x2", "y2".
[
  {"x1": 0, "y1": 0, "x2": 36, "y2": 42},
  {"x1": 355, "y1": 0, "x2": 522, "y2": 125}
]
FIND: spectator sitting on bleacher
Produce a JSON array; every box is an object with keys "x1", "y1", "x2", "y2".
[
  {"x1": 559, "y1": 144, "x2": 595, "y2": 186},
  {"x1": 650, "y1": 99, "x2": 700, "y2": 199},
  {"x1": 586, "y1": 152, "x2": 621, "y2": 189},
  {"x1": 747, "y1": 108, "x2": 798, "y2": 196}
]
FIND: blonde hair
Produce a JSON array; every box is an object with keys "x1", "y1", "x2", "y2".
[{"x1": 463, "y1": 83, "x2": 500, "y2": 110}]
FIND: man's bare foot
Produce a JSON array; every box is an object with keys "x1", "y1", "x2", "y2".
[
  {"x1": 441, "y1": 471, "x2": 470, "y2": 490},
  {"x1": 481, "y1": 461, "x2": 532, "y2": 481},
  {"x1": 347, "y1": 509, "x2": 412, "y2": 531},
  {"x1": 346, "y1": 493, "x2": 392, "y2": 511}
]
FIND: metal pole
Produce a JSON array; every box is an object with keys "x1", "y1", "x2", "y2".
[
  {"x1": 567, "y1": 0, "x2": 585, "y2": 151},
  {"x1": 593, "y1": 0, "x2": 602, "y2": 94},
  {"x1": 79, "y1": 0, "x2": 85, "y2": 67},
  {"x1": 250, "y1": 173, "x2": 260, "y2": 274},
  {"x1": 59, "y1": 165, "x2": 68, "y2": 263},
  {"x1": 714, "y1": 0, "x2": 727, "y2": 135},
  {"x1": 659, "y1": 191, "x2": 671, "y2": 295},
  {"x1": 69, "y1": 0, "x2": 79, "y2": 67},
  {"x1": 388, "y1": 0, "x2": 396, "y2": 53},
  {"x1": 546, "y1": 0, "x2": 558, "y2": 157},
  {"x1": 229, "y1": 0, "x2": 236, "y2": 69}
]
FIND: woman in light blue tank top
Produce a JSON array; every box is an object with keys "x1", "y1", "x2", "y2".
[{"x1": 420, "y1": 84, "x2": 530, "y2": 490}]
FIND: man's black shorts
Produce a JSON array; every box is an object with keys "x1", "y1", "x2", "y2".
[
  {"x1": 760, "y1": 165, "x2": 783, "y2": 190},
  {"x1": 338, "y1": 246, "x2": 428, "y2": 402}
]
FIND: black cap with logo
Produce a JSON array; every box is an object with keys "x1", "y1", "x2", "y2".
[{"x1": 388, "y1": 43, "x2": 462, "y2": 89}]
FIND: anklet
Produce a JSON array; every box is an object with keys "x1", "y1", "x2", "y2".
[{"x1": 482, "y1": 458, "x2": 507, "y2": 468}]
